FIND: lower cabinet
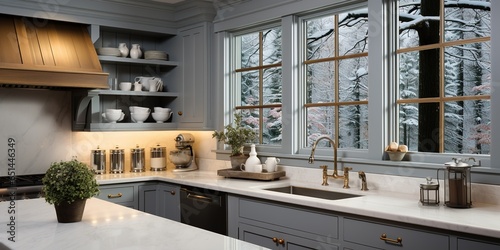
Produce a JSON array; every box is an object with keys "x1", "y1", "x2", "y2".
[
  {"x1": 138, "y1": 182, "x2": 181, "y2": 222},
  {"x1": 343, "y1": 218, "x2": 449, "y2": 250},
  {"x1": 228, "y1": 195, "x2": 340, "y2": 250},
  {"x1": 457, "y1": 238, "x2": 500, "y2": 250},
  {"x1": 95, "y1": 183, "x2": 139, "y2": 209}
]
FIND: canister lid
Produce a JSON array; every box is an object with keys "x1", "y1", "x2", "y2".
[
  {"x1": 110, "y1": 145, "x2": 124, "y2": 154},
  {"x1": 131, "y1": 144, "x2": 144, "y2": 153},
  {"x1": 91, "y1": 145, "x2": 106, "y2": 154},
  {"x1": 420, "y1": 177, "x2": 439, "y2": 190},
  {"x1": 151, "y1": 144, "x2": 166, "y2": 152}
]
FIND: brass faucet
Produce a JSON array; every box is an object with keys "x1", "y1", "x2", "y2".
[
  {"x1": 309, "y1": 136, "x2": 351, "y2": 188},
  {"x1": 358, "y1": 171, "x2": 369, "y2": 191}
]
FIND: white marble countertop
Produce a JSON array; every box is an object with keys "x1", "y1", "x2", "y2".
[
  {"x1": 94, "y1": 166, "x2": 500, "y2": 239},
  {"x1": 0, "y1": 198, "x2": 267, "y2": 250}
]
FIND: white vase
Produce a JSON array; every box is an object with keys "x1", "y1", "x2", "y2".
[
  {"x1": 118, "y1": 43, "x2": 129, "y2": 57},
  {"x1": 130, "y1": 44, "x2": 141, "y2": 59},
  {"x1": 244, "y1": 144, "x2": 261, "y2": 168}
]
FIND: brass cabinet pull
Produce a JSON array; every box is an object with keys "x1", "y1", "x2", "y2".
[
  {"x1": 380, "y1": 233, "x2": 402, "y2": 245},
  {"x1": 271, "y1": 237, "x2": 285, "y2": 246},
  {"x1": 178, "y1": 111, "x2": 183, "y2": 116},
  {"x1": 170, "y1": 190, "x2": 176, "y2": 195},
  {"x1": 107, "y1": 193, "x2": 123, "y2": 199}
]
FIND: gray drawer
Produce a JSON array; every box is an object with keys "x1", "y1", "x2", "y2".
[
  {"x1": 96, "y1": 185, "x2": 136, "y2": 203},
  {"x1": 344, "y1": 218, "x2": 449, "y2": 249},
  {"x1": 239, "y1": 198, "x2": 338, "y2": 239}
]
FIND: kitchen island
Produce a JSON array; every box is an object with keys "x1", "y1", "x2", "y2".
[{"x1": 0, "y1": 198, "x2": 266, "y2": 250}]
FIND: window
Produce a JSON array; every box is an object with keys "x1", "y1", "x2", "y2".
[
  {"x1": 221, "y1": 0, "x2": 495, "y2": 172},
  {"x1": 302, "y1": 9, "x2": 369, "y2": 149},
  {"x1": 397, "y1": 0, "x2": 491, "y2": 154},
  {"x1": 233, "y1": 27, "x2": 282, "y2": 145}
]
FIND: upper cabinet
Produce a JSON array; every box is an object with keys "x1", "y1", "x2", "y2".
[{"x1": 168, "y1": 23, "x2": 214, "y2": 130}]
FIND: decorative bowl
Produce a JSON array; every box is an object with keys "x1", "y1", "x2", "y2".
[{"x1": 386, "y1": 151, "x2": 406, "y2": 161}]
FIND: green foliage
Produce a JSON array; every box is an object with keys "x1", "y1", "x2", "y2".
[
  {"x1": 212, "y1": 112, "x2": 257, "y2": 156},
  {"x1": 42, "y1": 160, "x2": 99, "y2": 205}
]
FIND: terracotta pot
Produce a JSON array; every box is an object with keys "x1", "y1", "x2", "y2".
[
  {"x1": 230, "y1": 154, "x2": 248, "y2": 170},
  {"x1": 54, "y1": 199, "x2": 87, "y2": 223}
]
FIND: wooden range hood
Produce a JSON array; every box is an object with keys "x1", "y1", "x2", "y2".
[{"x1": 0, "y1": 14, "x2": 108, "y2": 89}]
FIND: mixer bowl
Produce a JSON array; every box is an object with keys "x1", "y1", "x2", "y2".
[{"x1": 169, "y1": 150, "x2": 192, "y2": 166}]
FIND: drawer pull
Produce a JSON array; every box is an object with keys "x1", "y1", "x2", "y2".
[
  {"x1": 272, "y1": 237, "x2": 285, "y2": 246},
  {"x1": 107, "y1": 193, "x2": 123, "y2": 199},
  {"x1": 380, "y1": 233, "x2": 402, "y2": 245},
  {"x1": 170, "y1": 190, "x2": 176, "y2": 195}
]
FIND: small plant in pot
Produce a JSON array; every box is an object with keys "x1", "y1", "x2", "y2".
[
  {"x1": 42, "y1": 159, "x2": 99, "y2": 223},
  {"x1": 212, "y1": 112, "x2": 257, "y2": 169}
]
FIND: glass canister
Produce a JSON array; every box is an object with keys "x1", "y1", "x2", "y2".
[
  {"x1": 110, "y1": 146, "x2": 125, "y2": 174},
  {"x1": 131, "y1": 145, "x2": 145, "y2": 172},
  {"x1": 91, "y1": 146, "x2": 106, "y2": 174},
  {"x1": 420, "y1": 177, "x2": 439, "y2": 206},
  {"x1": 150, "y1": 144, "x2": 166, "y2": 171},
  {"x1": 441, "y1": 158, "x2": 474, "y2": 208}
]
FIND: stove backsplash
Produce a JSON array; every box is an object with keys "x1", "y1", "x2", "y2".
[{"x1": 0, "y1": 88, "x2": 73, "y2": 176}]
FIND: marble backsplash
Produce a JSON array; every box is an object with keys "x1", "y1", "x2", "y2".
[{"x1": 0, "y1": 89, "x2": 73, "y2": 175}]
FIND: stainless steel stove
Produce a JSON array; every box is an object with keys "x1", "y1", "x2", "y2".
[{"x1": 0, "y1": 174, "x2": 45, "y2": 201}]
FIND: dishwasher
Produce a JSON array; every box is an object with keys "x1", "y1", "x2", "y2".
[{"x1": 180, "y1": 186, "x2": 227, "y2": 235}]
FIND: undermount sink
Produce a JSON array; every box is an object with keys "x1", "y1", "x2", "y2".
[{"x1": 265, "y1": 186, "x2": 361, "y2": 200}]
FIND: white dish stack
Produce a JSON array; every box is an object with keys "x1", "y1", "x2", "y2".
[
  {"x1": 144, "y1": 50, "x2": 168, "y2": 60},
  {"x1": 96, "y1": 47, "x2": 121, "y2": 57}
]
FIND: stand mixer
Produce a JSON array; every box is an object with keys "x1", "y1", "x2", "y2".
[{"x1": 170, "y1": 133, "x2": 198, "y2": 172}]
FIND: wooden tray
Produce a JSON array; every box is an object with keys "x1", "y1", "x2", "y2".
[{"x1": 217, "y1": 168, "x2": 286, "y2": 181}]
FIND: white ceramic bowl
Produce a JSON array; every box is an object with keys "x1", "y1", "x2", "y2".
[
  {"x1": 154, "y1": 107, "x2": 171, "y2": 113},
  {"x1": 129, "y1": 106, "x2": 150, "y2": 113},
  {"x1": 119, "y1": 82, "x2": 132, "y2": 91},
  {"x1": 131, "y1": 112, "x2": 149, "y2": 123},
  {"x1": 103, "y1": 111, "x2": 124, "y2": 123},
  {"x1": 152, "y1": 112, "x2": 171, "y2": 123}
]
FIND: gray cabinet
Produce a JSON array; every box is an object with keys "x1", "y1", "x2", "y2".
[
  {"x1": 169, "y1": 23, "x2": 213, "y2": 130},
  {"x1": 343, "y1": 218, "x2": 449, "y2": 250},
  {"x1": 95, "y1": 183, "x2": 139, "y2": 209},
  {"x1": 138, "y1": 182, "x2": 181, "y2": 222},
  {"x1": 228, "y1": 195, "x2": 340, "y2": 250},
  {"x1": 457, "y1": 238, "x2": 500, "y2": 250}
]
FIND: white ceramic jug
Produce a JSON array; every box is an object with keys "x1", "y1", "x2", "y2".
[
  {"x1": 130, "y1": 44, "x2": 141, "y2": 59},
  {"x1": 118, "y1": 43, "x2": 129, "y2": 57}
]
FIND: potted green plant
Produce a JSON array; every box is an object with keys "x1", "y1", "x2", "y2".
[
  {"x1": 212, "y1": 112, "x2": 257, "y2": 169},
  {"x1": 42, "y1": 159, "x2": 99, "y2": 223}
]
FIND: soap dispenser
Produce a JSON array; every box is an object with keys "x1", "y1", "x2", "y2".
[{"x1": 244, "y1": 144, "x2": 261, "y2": 167}]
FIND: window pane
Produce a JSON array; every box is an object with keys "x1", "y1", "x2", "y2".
[
  {"x1": 241, "y1": 109, "x2": 259, "y2": 137},
  {"x1": 339, "y1": 105, "x2": 368, "y2": 149},
  {"x1": 306, "y1": 61, "x2": 335, "y2": 103},
  {"x1": 444, "y1": 100, "x2": 490, "y2": 154},
  {"x1": 241, "y1": 70, "x2": 259, "y2": 106},
  {"x1": 399, "y1": 103, "x2": 419, "y2": 151},
  {"x1": 240, "y1": 32, "x2": 260, "y2": 68},
  {"x1": 306, "y1": 106, "x2": 335, "y2": 147},
  {"x1": 444, "y1": 0, "x2": 491, "y2": 42},
  {"x1": 306, "y1": 16, "x2": 335, "y2": 60},
  {"x1": 263, "y1": 67, "x2": 282, "y2": 104},
  {"x1": 263, "y1": 107, "x2": 282, "y2": 145},
  {"x1": 444, "y1": 42, "x2": 491, "y2": 97},
  {"x1": 399, "y1": 51, "x2": 420, "y2": 99},
  {"x1": 339, "y1": 8, "x2": 369, "y2": 55},
  {"x1": 399, "y1": 0, "x2": 441, "y2": 49},
  {"x1": 339, "y1": 57, "x2": 368, "y2": 102},
  {"x1": 263, "y1": 28, "x2": 282, "y2": 65}
]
